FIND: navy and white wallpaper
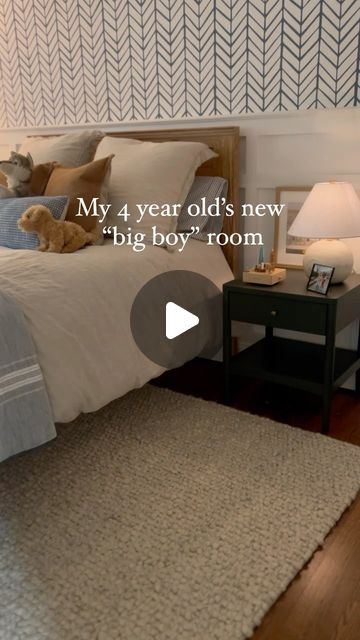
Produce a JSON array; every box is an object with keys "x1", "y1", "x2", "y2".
[{"x1": 0, "y1": 1, "x2": 359, "y2": 128}]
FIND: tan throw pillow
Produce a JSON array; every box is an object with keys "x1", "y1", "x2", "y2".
[
  {"x1": 30, "y1": 162, "x2": 55, "y2": 194},
  {"x1": 94, "y1": 136, "x2": 217, "y2": 239},
  {"x1": 0, "y1": 162, "x2": 54, "y2": 195},
  {"x1": 19, "y1": 131, "x2": 104, "y2": 167},
  {"x1": 44, "y1": 156, "x2": 113, "y2": 232}
]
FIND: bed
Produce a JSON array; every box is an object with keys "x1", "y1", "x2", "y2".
[{"x1": 0, "y1": 126, "x2": 240, "y2": 456}]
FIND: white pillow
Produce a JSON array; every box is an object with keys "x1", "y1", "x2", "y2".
[
  {"x1": 18, "y1": 131, "x2": 104, "y2": 167},
  {"x1": 94, "y1": 136, "x2": 217, "y2": 239}
]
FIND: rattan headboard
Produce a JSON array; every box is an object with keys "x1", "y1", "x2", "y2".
[{"x1": 104, "y1": 126, "x2": 240, "y2": 273}]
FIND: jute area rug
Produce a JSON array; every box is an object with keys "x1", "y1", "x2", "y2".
[{"x1": 1, "y1": 385, "x2": 360, "y2": 640}]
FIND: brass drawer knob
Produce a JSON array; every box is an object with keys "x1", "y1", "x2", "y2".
[{"x1": 271, "y1": 310, "x2": 277, "y2": 316}]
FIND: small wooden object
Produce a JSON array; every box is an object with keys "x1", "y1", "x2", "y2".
[{"x1": 243, "y1": 267, "x2": 287, "y2": 285}]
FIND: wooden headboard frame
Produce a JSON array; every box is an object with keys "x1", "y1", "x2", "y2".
[
  {"x1": 106, "y1": 127, "x2": 240, "y2": 274},
  {"x1": 36, "y1": 125, "x2": 240, "y2": 273}
]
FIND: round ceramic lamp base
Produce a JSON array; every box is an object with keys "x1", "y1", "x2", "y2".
[{"x1": 303, "y1": 239, "x2": 353, "y2": 284}]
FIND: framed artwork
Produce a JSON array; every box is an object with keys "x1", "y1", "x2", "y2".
[
  {"x1": 274, "y1": 187, "x2": 313, "y2": 269},
  {"x1": 307, "y1": 264, "x2": 335, "y2": 295}
]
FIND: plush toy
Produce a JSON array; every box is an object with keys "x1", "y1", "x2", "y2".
[
  {"x1": 18, "y1": 205, "x2": 99, "y2": 253},
  {"x1": 0, "y1": 151, "x2": 34, "y2": 198}
]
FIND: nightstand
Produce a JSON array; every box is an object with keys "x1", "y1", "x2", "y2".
[{"x1": 223, "y1": 271, "x2": 360, "y2": 434}]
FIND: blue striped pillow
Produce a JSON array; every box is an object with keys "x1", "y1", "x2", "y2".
[
  {"x1": 177, "y1": 176, "x2": 228, "y2": 242},
  {"x1": 0, "y1": 196, "x2": 69, "y2": 250}
]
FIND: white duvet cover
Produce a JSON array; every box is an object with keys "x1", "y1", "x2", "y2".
[{"x1": 0, "y1": 241, "x2": 232, "y2": 423}]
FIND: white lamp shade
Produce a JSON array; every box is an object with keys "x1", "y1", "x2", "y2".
[{"x1": 288, "y1": 182, "x2": 360, "y2": 239}]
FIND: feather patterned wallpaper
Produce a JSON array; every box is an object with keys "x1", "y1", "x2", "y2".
[{"x1": 0, "y1": 0, "x2": 359, "y2": 129}]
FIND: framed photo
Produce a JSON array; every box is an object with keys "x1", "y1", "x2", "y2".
[
  {"x1": 307, "y1": 263, "x2": 335, "y2": 295},
  {"x1": 274, "y1": 187, "x2": 314, "y2": 269}
]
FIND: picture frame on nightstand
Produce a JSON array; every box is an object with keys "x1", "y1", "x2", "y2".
[
  {"x1": 307, "y1": 264, "x2": 335, "y2": 295},
  {"x1": 274, "y1": 186, "x2": 313, "y2": 269}
]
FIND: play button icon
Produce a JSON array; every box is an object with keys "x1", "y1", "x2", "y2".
[
  {"x1": 165, "y1": 302, "x2": 199, "y2": 339},
  {"x1": 130, "y1": 270, "x2": 222, "y2": 369}
]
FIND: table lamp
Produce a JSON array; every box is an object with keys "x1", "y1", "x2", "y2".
[{"x1": 288, "y1": 182, "x2": 360, "y2": 283}]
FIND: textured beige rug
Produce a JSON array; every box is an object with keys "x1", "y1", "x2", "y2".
[{"x1": 1, "y1": 386, "x2": 360, "y2": 640}]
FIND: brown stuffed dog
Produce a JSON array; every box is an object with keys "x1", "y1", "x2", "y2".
[{"x1": 18, "y1": 205, "x2": 99, "y2": 253}]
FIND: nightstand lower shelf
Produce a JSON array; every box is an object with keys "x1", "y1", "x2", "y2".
[{"x1": 228, "y1": 337, "x2": 360, "y2": 396}]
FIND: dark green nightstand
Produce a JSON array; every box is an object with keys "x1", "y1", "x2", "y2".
[{"x1": 223, "y1": 271, "x2": 360, "y2": 434}]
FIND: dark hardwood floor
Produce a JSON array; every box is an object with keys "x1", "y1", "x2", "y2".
[{"x1": 153, "y1": 358, "x2": 360, "y2": 640}]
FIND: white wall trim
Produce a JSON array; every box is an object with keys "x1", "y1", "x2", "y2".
[{"x1": 0, "y1": 106, "x2": 357, "y2": 137}]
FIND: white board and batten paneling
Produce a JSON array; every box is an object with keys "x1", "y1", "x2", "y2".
[
  {"x1": 235, "y1": 105, "x2": 360, "y2": 388},
  {"x1": 1, "y1": 106, "x2": 359, "y2": 385}
]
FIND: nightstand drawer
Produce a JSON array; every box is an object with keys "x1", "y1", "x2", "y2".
[{"x1": 228, "y1": 292, "x2": 327, "y2": 334}]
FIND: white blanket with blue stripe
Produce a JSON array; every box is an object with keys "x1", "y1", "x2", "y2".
[{"x1": 0, "y1": 293, "x2": 56, "y2": 462}]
